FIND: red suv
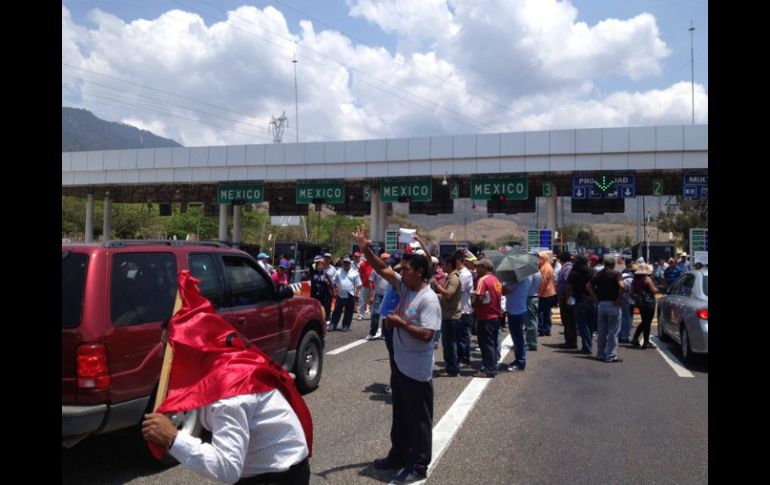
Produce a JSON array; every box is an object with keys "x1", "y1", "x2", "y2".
[{"x1": 62, "y1": 240, "x2": 326, "y2": 448}]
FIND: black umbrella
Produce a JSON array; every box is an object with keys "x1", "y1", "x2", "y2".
[{"x1": 489, "y1": 248, "x2": 540, "y2": 283}]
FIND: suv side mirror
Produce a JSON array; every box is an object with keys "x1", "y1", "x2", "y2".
[{"x1": 278, "y1": 286, "x2": 295, "y2": 300}]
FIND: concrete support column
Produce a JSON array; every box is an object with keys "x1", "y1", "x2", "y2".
[
  {"x1": 85, "y1": 193, "x2": 95, "y2": 243},
  {"x1": 546, "y1": 185, "x2": 557, "y2": 231},
  {"x1": 103, "y1": 192, "x2": 112, "y2": 242},
  {"x1": 232, "y1": 204, "x2": 242, "y2": 248},
  {"x1": 377, "y1": 200, "x2": 387, "y2": 243},
  {"x1": 369, "y1": 186, "x2": 380, "y2": 242},
  {"x1": 218, "y1": 204, "x2": 228, "y2": 242}
]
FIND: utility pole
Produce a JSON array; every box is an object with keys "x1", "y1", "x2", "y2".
[
  {"x1": 689, "y1": 20, "x2": 695, "y2": 125},
  {"x1": 292, "y1": 53, "x2": 299, "y2": 143}
]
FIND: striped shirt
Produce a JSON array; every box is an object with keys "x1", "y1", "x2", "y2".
[{"x1": 170, "y1": 390, "x2": 308, "y2": 483}]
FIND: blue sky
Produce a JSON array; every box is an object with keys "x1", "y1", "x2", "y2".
[{"x1": 62, "y1": 0, "x2": 708, "y2": 146}]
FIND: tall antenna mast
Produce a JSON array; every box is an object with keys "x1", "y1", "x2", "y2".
[
  {"x1": 292, "y1": 53, "x2": 299, "y2": 143},
  {"x1": 689, "y1": 20, "x2": 695, "y2": 125}
]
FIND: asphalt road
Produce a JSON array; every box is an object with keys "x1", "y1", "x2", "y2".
[{"x1": 62, "y1": 316, "x2": 707, "y2": 485}]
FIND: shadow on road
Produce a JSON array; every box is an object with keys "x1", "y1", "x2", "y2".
[{"x1": 363, "y1": 383, "x2": 392, "y2": 404}]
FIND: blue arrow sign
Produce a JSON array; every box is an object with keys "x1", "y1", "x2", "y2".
[
  {"x1": 684, "y1": 186, "x2": 698, "y2": 199},
  {"x1": 700, "y1": 187, "x2": 708, "y2": 199},
  {"x1": 572, "y1": 187, "x2": 586, "y2": 199},
  {"x1": 573, "y1": 174, "x2": 635, "y2": 199},
  {"x1": 622, "y1": 186, "x2": 635, "y2": 198}
]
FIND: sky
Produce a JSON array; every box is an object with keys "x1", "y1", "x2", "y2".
[{"x1": 62, "y1": 0, "x2": 708, "y2": 147}]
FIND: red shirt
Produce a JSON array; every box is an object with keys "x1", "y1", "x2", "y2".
[
  {"x1": 475, "y1": 274, "x2": 503, "y2": 320},
  {"x1": 358, "y1": 260, "x2": 373, "y2": 288},
  {"x1": 272, "y1": 271, "x2": 288, "y2": 286}
]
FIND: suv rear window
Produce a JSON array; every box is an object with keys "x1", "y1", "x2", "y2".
[
  {"x1": 111, "y1": 253, "x2": 177, "y2": 326},
  {"x1": 62, "y1": 251, "x2": 88, "y2": 328}
]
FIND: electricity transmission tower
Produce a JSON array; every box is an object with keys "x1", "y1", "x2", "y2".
[{"x1": 268, "y1": 112, "x2": 288, "y2": 143}]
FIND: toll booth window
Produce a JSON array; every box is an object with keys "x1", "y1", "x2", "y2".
[
  {"x1": 62, "y1": 252, "x2": 88, "y2": 329},
  {"x1": 189, "y1": 254, "x2": 225, "y2": 309},
  {"x1": 111, "y1": 253, "x2": 177, "y2": 326},
  {"x1": 222, "y1": 256, "x2": 273, "y2": 307}
]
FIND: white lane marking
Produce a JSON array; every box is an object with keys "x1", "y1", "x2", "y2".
[
  {"x1": 387, "y1": 335, "x2": 515, "y2": 484},
  {"x1": 650, "y1": 336, "x2": 694, "y2": 378},
  {"x1": 326, "y1": 338, "x2": 367, "y2": 355}
]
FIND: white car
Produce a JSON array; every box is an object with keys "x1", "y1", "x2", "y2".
[{"x1": 657, "y1": 270, "x2": 708, "y2": 363}]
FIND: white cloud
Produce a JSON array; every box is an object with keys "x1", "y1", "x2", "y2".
[{"x1": 62, "y1": 2, "x2": 705, "y2": 147}]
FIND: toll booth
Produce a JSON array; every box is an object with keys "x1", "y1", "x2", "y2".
[{"x1": 273, "y1": 241, "x2": 327, "y2": 283}]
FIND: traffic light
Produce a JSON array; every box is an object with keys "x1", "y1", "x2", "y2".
[
  {"x1": 492, "y1": 194, "x2": 506, "y2": 201},
  {"x1": 397, "y1": 195, "x2": 412, "y2": 203}
]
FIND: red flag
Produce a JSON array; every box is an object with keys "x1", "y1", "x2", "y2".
[{"x1": 149, "y1": 270, "x2": 313, "y2": 459}]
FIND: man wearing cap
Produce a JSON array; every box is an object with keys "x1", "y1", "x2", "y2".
[
  {"x1": 472, "y1": 258, "x2": 503, "y2": 377},
  {"x1": 586, "y1": 254, "x2": 625, "y2": 363},
  {"x1": 256, "y1": 253, "x2": 274, "y2": 275},
  {"x1": 453, "y1": 250, "x2": 476, "y2": 366},
  {"x1": 310, "y1": 256, "x2": 334, "y2": 325},
  {"x1": 357, "y1": 252, "x2": 373, "y2": 319},
  {"x1": 330, "y1": 257, "x2": 362, "y2": 332},
  {"x1": 353, "y1": 226, "x2": 441, "y2": 484},
  {"x1": 677, "y1": 252, "x2": 691, "y2": 272}
]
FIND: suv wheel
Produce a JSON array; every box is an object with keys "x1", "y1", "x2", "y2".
[
  {"x1": 294, "y1": 330, "x2": 322, "y2": 394},
  {"x1": 161, "y1": 409, "x2": 203, "y2": 465}
]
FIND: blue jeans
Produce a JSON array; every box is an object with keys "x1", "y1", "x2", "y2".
[
  {"x1": 525, "y1": 297, "x2": 539, "y2": 347},
  {"x1": 574, "y1": 302, "x2": 596, "y2": 353},
  {"x1": 596, "y1": 301, "x2": 621, "y2": 361},
  {"x1": 507, "y1": 312, "x2": 527, "y2": 367},
  {"x1": 369, "y1": 293, "x2": 384, "y2": 336},
  {"x1": 440, "y1": 318, "x2": 462, "y2": 375},
  {"x1": 619, "y1": 300, "x2": 633, "y2": 340}
]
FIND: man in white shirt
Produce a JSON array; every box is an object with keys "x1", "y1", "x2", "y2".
[
  {"x1": 330, "y1": 257, "x2": 361, "y2": 331},
  {"x1": 143, "y1": 325, "x2": 310, "y2": 484}
]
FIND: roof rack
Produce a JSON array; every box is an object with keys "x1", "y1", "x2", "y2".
[{"x1": 104, "y1": 240, "x2": 230, "y2": 248}]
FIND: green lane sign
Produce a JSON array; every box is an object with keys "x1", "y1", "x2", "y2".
[
  {"x1": 218, "y1": 184, "x2": 264, "y2": 204},
  {"x1": 652, "y1": 179, "x2": 663, "y2": 196},
  {"x1": 363, "y1": 185, "x2": 371, "y2": 202},
  {"x1": 450, "y1": 183, "x2": 460, "y2": 199},
  {"x1": 543, "y1": 182, "x2": 553, "y2": 197},
  {"x1": 296, "y1": 183, "x2": 346, "y2": 204},
  {"x1": 690, "y1": 228, "x2": 708, "y2": 252},
  {"x1": 471, "y1": 177, "x2": 528, "y2": 200},
  {"x1": 380, "y1": 180, "x2": 432, "y2": 202},
  {"x1": 385, "y1": 229, "x2": 399, "y2": 252}
]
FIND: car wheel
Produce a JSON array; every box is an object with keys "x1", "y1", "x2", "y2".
[
  {"x1": 294, "y1": 329, "x2": 322, "y2": 394},
  {"x1": 161, "y1": 409, "x2": 204, "y2": 465},
  {"x1": 680, "y1": 324, "x2": 694, "y2": 364}
]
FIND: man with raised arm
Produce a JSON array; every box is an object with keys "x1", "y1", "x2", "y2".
[{"x1": 353, "y1": 226, "x2": 441, "y2": 485}]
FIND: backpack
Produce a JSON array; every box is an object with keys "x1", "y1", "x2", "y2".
[{"x1": 633, "y1": 288, "x2": 656, "y2": 306}]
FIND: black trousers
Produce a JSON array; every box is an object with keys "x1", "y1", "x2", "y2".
[
  {"x1": 477, "y1": 317, "x2": 501, "y2": 374},
  {"x1": 632, "y1": 302, "x2": 656, "y2": 345},
  {"x1": 235, "y1": 457, "x2": 309, "y2": 485},
  {"x1": 389, "y1": 364, "x2": 433, "y2": 473}
]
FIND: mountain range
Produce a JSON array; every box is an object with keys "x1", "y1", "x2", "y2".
[{"x1": 62, "y1": 107, "x2": 182, "y2": 152}]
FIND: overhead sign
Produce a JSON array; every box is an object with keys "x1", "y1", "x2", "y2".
[
  {"x1": 527, "y1": 229, "x2": 553, "y2": 250},
  {"x1": 572, "y1": 174, "x2": 635, "y2": 199},
  {"x1": 296, "y1": 183, "x2": 346, "y2": 204},
  {"x1": 471, "y1": 177, "x2": 528, "y2": 200},
  {"x1": 543, "y1": 182, "x2": 553, "y2": 197},
  {"x1": 218, "y1": 184, "x2": 264, "y2": 204},
  {"x1": 363, "y1": 185, "x2": 371, "y2": 202},
  {"x1": 450, "y1": 183, "x2": 460, "y2": 199},
  {"x1": 380, "y1": 180, "x2": 432, "y2": 202},
  {"x1": 683, "y1": 173, "x2": 708, "y2": 200}
]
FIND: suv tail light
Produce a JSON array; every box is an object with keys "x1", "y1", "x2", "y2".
[
  {"x1": 77, "y1": 344, "x2": 111, "y2": 390},
  {"x1": 697, "y1": 308, "x2": 708, "y2": 320}
]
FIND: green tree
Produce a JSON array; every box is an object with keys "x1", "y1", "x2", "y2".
[{"x1": 656, "y1": 199, "x2": 708, "y2": 250}]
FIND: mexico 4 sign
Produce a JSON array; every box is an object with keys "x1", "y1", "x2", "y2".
[{"x1": 470, "y1": 177, "x2": 528, "y2": 200}]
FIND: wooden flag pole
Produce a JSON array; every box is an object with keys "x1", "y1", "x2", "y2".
[{"x1": 153, "y1": 291, "x2": 183, "y2": 411}]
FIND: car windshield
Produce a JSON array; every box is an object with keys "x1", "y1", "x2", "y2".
[{"x1": 702, "y1": 275, "x2": 708, "y2": 296}]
